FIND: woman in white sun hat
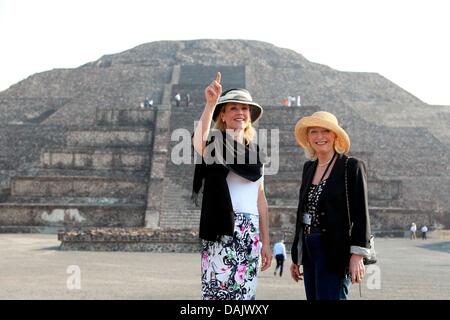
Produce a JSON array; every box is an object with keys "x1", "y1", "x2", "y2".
[
  {"x1": 289, "y1": 111, "x2": 372, "y2": 300},
  {"x1": 192, "y1": 72, "x2": 271, "y2": 300}
]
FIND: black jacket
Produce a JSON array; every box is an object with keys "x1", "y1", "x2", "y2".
[
  {"x1": 194, "y1": 132, "x2": 263, "y2": 241},
  {"x1": 291, "y1": 154, "x2": 371, "y2": 276}
]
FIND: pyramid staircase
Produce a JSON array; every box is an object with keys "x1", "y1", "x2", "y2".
[{"x1": 154, "y1": 65, "x2": 247, "y2": 231}]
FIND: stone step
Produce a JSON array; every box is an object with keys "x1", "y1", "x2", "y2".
[
  {"x1": 159, "y1": 216, "x2": 199, "y2": 225},
  {"x1": 258, "y1": 106, "x2": 319, "y2": 126},
  {"x1": 179, "y1": 65, "x2": 245, "y2": 86},
  {"x1": 162, "y1": 199, "x2": 198, "y2": 211},
  {"x1": 159, "y1": 209, "x2": 200, "y2": 226},
  {"x1": 369, "y1": 199, "x2": 403, "y2": 208},
  {"x1": 265, "y1": 205, "x2": 425, "y2": 235},
  {"x1": 0, "y1": 188, "x2": 8, "y2": 202},
  {"x1": 0, "y1": 203, "x2": 146, "y2": 229},
  {"x1": 369, "y1": 207, "x2": 431, "y2": 231},
  {"x1": 0, "y1": 225, "x2": 64, "y2": 234},
  {"x1": 267, "y1": 205, "x2": 297, "y2": 230},
  {"x1": 10, "y1": 176, "x2": 147, "y2": 200},
  {"x1": 264, "y1": 154, "x2": 376, "y2": 176},
  {"x1": 157, "y1": 205, "x2": 430, "y2": 234},
  {"x1": 268, "y1": 198, "x2": 298, "y2": 207},
  {"x1": 5, "y1": 196, "x2": 145, "y2": 205},
  {"x1": 41, "y1": 147, "x2": 150, "y2": 171},
  {"x1": 273, "y1": 130, "x2": 298, "y2": 145},
  {"x1": 272, "y1": 145, "x2": 303, "y2": 153},
  {"x1": 265, "y1": 173, "x2": 302, "y2": 182},
  {"x1": 267, "y1": 198, "x2": 403, "y2": 209},
  {"x1": 274, "y1": 151, "x2": 306, "y2": 172},
  {"x1": 169, "y1": 106, "x2": 205, "y2": 129},
  {"x1": 96, "y1": 109, "x2": 155, "y2": 126},
  {"x1": 34, "y1": 168, "x2": 149, "y2": 179},
  {"x1": 168, "y1": 105, "x2": 318, "y2": 129},
  {"x1": 159, "y1": 219, "x2": 199, "y2": 230},
  {"x1": 66, "y1": 127, "x2": 152, "y2": 148},
  {"x1": 58, "y1": 227, "x2": 201, "y2": 252},
  {"x1": 264, "y1": 151, "x2": 376, "y2": 179},
  {"x1": 265, "y1": 178, "x2": 300, "y2": 200},
  {"x1": 265, "y1": 175, "x2": 402, "y2": 203}
]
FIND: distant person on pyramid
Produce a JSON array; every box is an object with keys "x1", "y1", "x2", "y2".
[
  {"x1": 290, "y1": 111, "x2": 373, "y2": 300},
  {"x1": 143, "y1": 97, "x2": 153, "y2": 108},
  {"x1": 192, "y1": 72, "x2": 272, "y2": 300},
  {"x1": 174, "y1": 93, "x2": 181, "y2": 107}
]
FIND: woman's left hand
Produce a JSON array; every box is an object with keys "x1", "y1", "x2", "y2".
[
  {"x1": 260, "y1": 246, "x2": 272, "y2": 272},
  {"x1": 349, "y1": 254, "x2": 365, "y2": 284}
]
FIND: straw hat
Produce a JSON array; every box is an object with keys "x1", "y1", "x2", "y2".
[
  {"x1": 213, "y1": 88, "x2": 263, "y2": 123},
  {"x1": 294, "y1": 111, "x2": 350, "y2": 154}
]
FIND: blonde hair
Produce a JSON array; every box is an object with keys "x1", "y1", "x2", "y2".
[
  {"x1": 303, "y1": 127, "x2": 347, "y2": 160},
  {"x1": 214, "y1": 110, "x2": 255, "y2": 145}
]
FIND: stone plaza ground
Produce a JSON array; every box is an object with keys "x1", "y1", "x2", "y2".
[{"x1": 0, "y1": 234, "x2": 448, "y2": 300}]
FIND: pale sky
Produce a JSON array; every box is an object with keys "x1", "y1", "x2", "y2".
[{"x1": 1, "y1": 0, "x2": 449, "y2": 105}]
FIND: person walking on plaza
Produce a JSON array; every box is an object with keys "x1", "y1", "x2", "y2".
[
  {"x1": 410, "y1": 222, "x2": 417, "y2": 239},
  {"x1": 421, "y1": 225, "x2": 428, "y2": 240},
  {"x1": 192, "y1": 72, "x2": 271, "y2": 300},
  {"x1": 289, "y1": 111, "x2": 373, "y2": 300},
  {"x1": 273, "y1": 239, "x2": 287, "y2": 277}
]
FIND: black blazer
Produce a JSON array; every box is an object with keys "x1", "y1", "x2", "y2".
[{"x1": 291, "y1": 153, "x2": 371, "y2": 276}]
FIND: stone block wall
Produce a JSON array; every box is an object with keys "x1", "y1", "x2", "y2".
[
  {"x1": 66, "y1": 128, "x2": 152, "y2": 148},
  {"x1": 59, "y1": 228, "x2": 201, "y2": 252},
  {"x1": 0, "y1": 107, "x2": 154, "y2": 233},
  {"x1": 0, "y1": 124, "x2": 67, "y2": 191},
  {"x1": 0, "y1": 204, "x2": 145, "y2": 230},
  {"x1": 0, "y1": 124, "x2": 67, "y2": 170},
  {"x1": 96, "y1": 109, "x2": 155, "y2": 126},
  {"x1": 10, "y1": 176, "x2": 147, "y2": 201},
  {"x1": 0, "y1": 97, "x2": 70, "y2": 124},
  {"x1": 40, "y1": 148, "x2": 150, "y2": 171}
]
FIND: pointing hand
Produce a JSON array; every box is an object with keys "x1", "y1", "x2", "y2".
[{"x1": 205, "y1": 72, "x2": 222, "y2": 107}]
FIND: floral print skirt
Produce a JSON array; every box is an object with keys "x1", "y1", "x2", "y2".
[{"x1": 201, "y1": 212, "x2": 261, "y2": 300}]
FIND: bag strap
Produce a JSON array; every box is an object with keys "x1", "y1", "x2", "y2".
[
  {"x1": 310, "y1": 152, "x2": 337, "y2": 198},
  {"x1": 344, "y1": 156, "x2": 353, "y2": 237},
  {"x1": 346, "y1": 156, "x2": 366, "y2": 297}
]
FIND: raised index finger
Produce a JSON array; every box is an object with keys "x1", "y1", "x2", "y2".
[{"x1": 215, "y1": 72, "x2": 221, "y2": 84}]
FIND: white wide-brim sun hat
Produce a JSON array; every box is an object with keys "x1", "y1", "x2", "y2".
[{"x1": 213, "y1": 88, "x2": 263, "y2": 123}]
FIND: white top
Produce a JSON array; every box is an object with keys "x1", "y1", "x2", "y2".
[
  {"x1": 421, "y1": 226, "x2": 428, "y2": 232},
  {"x1": 226, "y1": 170, "x2": 263, "y2": 216},
  {"x1": 273, "y1": 242, "x2": 287, "y2": 259}
]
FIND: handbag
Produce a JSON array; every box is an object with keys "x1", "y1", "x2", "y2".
[{"x1": 345, "y1": 157, "x2": 377, "y2": 265}]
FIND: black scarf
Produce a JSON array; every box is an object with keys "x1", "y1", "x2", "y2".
[{"x1": 192, "y1": 131, "x2": 264, "y2": 241}]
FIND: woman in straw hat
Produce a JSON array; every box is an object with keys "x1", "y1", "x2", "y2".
[
  {"x1": 289, "y1": 111, "x2": 372, "y2": 300},
  {"x1": 192, "y1": 72, "x2": 271, "y2": 300}
]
